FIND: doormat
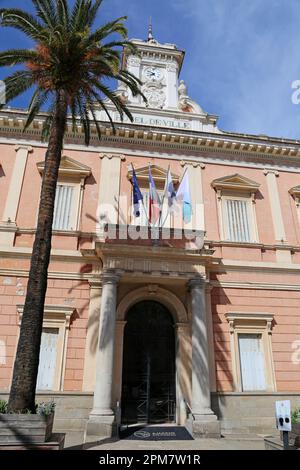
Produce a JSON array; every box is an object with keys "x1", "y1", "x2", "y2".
[{"x1": 120, "y1": 426, "x2": 194, "y2": 441}]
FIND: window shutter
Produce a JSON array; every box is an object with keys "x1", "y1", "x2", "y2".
[
  {"x1": 225, "y1": 199, "x2": 251, "y2": 242},
  {"x1": 53, "y1": 185, "x2": 74, "y2": 230},
  {"x1": 36, "y1": 328, "x2": 59, "y2": 390},
  {"x1": 238, "y1": 334, "x2": 266, "y2": 391}
]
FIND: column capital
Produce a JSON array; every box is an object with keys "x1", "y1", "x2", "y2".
[
  {"x1": 88, "y1": 279, "x2": 103, "y2": 290},
  {"x1": 100, "y1": 153, "x2": 126, "y2": 161},
  {"x1": 263, "y1": 168, "x2": 279, "y2": 177},
  {"x1": 14, "y1": 145, "x2": 33, "y2": 153},
  {"x1": 101, "y1": 271, "x2": 120, "y2": 285},
  {"x1": 188, "y1": 277, "x2": 206, "y2": 290},
  {"x1": 180, "y1": 160, "x2": 206, "y2": 169}
]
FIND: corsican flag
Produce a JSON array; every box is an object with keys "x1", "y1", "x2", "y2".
[
  {"x1": 176, "y1": 169, "x2": 192, "y2": 223},
  {"x1": 164, "y1": 167, "x2": 177, "y2": 213},
  {"x1": 131, "y1": 165, "x2": 143, "y2": 217},
  {"x1": 149, "y1": 166, "x2": 161, "y2": 224}
]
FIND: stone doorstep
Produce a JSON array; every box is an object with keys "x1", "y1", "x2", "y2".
[
  {"x1": 223, "y1": 433, "x2": 272, "y2": 441},
  {"x1": 0, "y1": 433, "x2": 65, "y2": 450}
]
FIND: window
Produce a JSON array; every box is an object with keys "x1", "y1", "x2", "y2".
[
  {"x1": 225, "y1": 312, "x2": 276, "y2": 392},
  {"x1": 223, "y1": 197, "x2": 252, "y2": 242},
  {"x1": 37, "y1": 327, "x2": 59, "y2": 390},
  {"x1": 238, "y1": 333, "x2": 266, "y2": 391},
  {"x1": 212, "y1": 174, "x2": 260, "y2": 243},
  {"x1": 17, "y1": 305, "x2": 74, "y2": 391},
  {"x1": 37, "y1": 155, "x2": 91, "y2": 232},
  {"x1": 53, "y1": 184, "x2": 76, "y2": 230},
  {"x1": 289, "y1": 185, "x2": 300, "y2": 227}
]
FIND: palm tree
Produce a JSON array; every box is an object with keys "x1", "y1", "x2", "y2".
[{"x1": 0, "y1": 0, "x2": 144, "y2": 413}]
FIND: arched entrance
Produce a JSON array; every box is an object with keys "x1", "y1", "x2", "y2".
[{"x1": 121, "y1": 300, "x2": 176, "y2": 424}]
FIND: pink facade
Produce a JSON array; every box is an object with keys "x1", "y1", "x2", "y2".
[{"x1": 1, "y1": 35, "x2": 300, "y2": 441}]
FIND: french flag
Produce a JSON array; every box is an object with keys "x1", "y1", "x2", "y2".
[{"x1": 149, "y1": 167, "x2": 161, "y2": 224}]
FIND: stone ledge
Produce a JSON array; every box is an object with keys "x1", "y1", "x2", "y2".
[{"x1": 264, "y1": 437, "x2": 299, "y2": 451}]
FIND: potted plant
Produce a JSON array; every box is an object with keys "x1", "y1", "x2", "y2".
[
  {"x1": 291, "y1": 407, "x2": 300, "y2": 448},
  {"x1": 0, "y1": 400, "x2": 55, "y2": 445}
]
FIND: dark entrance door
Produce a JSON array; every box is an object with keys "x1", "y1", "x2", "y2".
[{"x1": 121, "y1": 301, "x2": 176, "y2": 424}]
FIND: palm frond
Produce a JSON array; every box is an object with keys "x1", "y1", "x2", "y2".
[
  {"x1": 87, "y1": 0, "x2": 103, "y2": 27},
  {"x1": 41, "y1": 99, "x2": 57, "y2": 141},
  {"x1": 76, "y1": 95, "x2": 91, "y2": 145},
  {"x1": 31, "y1": 0, "x2": 57, "y2": 28},
  {"x1": 0, "y1": 49, "x2": 38, "y2": 67},
  {"x1": 24, "y1": 88, "x2": 49, "y2": 130},
  {"x1": 0, "y1": 8, "x2": 47, "y2": 41},
  {"x1": 3, "y1": 71, "x2": 34, "y2": 105},
  {"x1": 87, "y1": 17, "x2": 128, "y2": 44},
  {"x1": 56, "y1": 0, "x2": 70, "y2": 28}
]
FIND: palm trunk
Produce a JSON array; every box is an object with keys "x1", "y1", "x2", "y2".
[{"x1": 8, "y1": 90, "x2": 68, "y2": 413}]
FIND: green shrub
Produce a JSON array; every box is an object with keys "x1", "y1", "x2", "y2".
[
  {"x1": 36, "y1": 401, "x2": 56, "y2": 417},
  {"x1": 292, "y1": 407, "x2": 300, "y2": 424},
  {"x1": 0, "y1": 399, "x2": 55, "y2": 415},
  {"x1": 0, "y1": 399, "x2": 8, "y2": 414}
]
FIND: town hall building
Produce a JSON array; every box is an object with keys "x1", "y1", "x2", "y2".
[{"x1": 0, "y1": 30, "x2": 300, "y2": 446}]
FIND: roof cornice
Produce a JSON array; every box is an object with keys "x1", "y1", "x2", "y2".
[{"x1": 1, "y1": 108, "x2": 300, "y2": 164}]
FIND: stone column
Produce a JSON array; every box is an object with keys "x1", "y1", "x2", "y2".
[
  {"x1": 85, "y1": 272, "x2": 120, "y2": 441},
  {"x1": 112, "y1": 320, "x2": 127, "y2": 408},
  {"x1": 189, "y1": 277, "x2": 220, "y2": 438},
  {"x1": 175, "y1": 323, "x2": 191, "y2": 425}
]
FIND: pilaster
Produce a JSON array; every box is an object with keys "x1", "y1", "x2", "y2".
[{"x1": 0, "y1": 145, "x2": 33, "y2": 245}]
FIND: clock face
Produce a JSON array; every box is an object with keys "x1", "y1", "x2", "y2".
[{"x1": 144, "y1": 67, "x2": 163, "y2": 81}]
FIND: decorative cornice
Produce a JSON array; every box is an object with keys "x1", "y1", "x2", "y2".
[
  {"x1": 1, "y1": 109, "x2": 300, "y2": 166},
  {"x1": 289, "y1": 185, "x2": 300, "y2": 199},
  {"x1": 127, "y1": 163, "x2": 179, "y2": 183},
  {"x1": 37, "y1": 155, "x2": 91, "y2": 179},
  {"x1": 212, "y1": 173, "x2": 260, "y2": 192},
  {"x1": 225, "y1": 312, "x2": 274, "y2": 334},
  {"x1": 17, "y1": 305, "x2": 75, "y2": 328},
  {"x1": 211, "y1": 280, "x2": 300, "y2": 291}
]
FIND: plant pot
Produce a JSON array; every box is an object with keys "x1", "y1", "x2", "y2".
[
  {"x1": 0, "y1": 412, "x2": 54, "y2": 444},
  {"x1": 291, "y1": 423, "x2": 300, "y2": 448}
]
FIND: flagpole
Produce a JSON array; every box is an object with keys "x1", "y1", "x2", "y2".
[
  {"x1": 131, "y1": 163, "x2": 150, "y2": 227},
  {"x1": 159, "y1": 165, "x2": 169, "y2": 229}
]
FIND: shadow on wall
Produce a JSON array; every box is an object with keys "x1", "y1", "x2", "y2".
[{"x1": 209, "y1": 285, "x2": 234, "y2": 419}]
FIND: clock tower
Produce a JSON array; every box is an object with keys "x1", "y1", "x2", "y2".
[
  {"x1": 99, "y1": 23, "x2": 220, "y2": 133},
  {"x1": 119, "y1": 24, "x2": 185, "y2": 111}
]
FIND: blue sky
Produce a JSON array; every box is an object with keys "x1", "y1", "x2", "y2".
[{"x1": 1, "y1": 0, "x2": 300, "y2": 139}]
